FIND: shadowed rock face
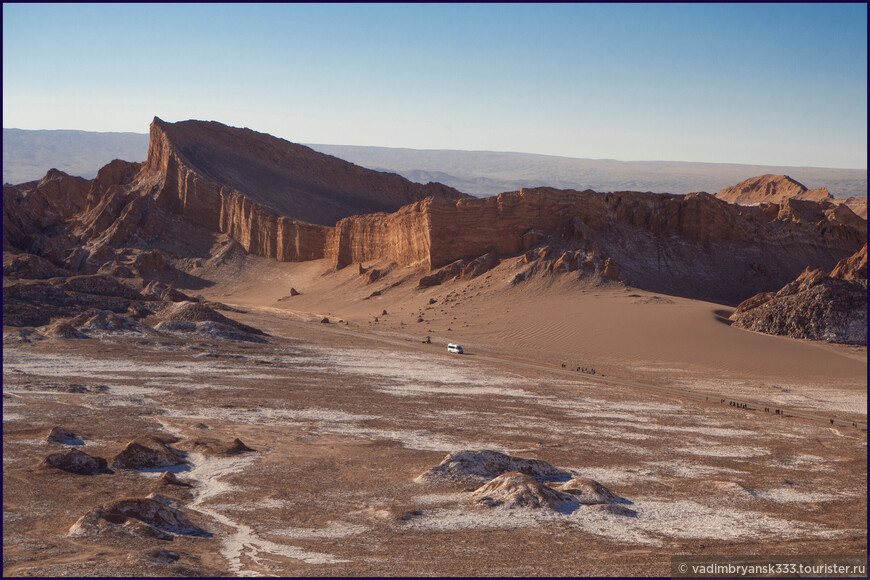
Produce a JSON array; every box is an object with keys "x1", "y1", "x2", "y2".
[
  {"x1": 145, "y1": 117, "x2": 467, "y2": 228},
  {"x1": 730, "y1": 244, "x2": 867, "y2": 345}
]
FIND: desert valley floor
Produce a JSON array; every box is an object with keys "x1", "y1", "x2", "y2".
[{"x1": 2, "y1": 251, "x2": 867, "y2": 577}]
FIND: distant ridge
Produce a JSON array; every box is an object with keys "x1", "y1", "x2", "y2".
[{"x1": 3, "y1": 128, "x2": 867, "y2": 198}]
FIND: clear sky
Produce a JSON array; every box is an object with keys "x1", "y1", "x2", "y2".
[{"x1": 3, "y1": 3, "x2": 867, "y2": 168}]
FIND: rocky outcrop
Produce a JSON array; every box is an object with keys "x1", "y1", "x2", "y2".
[
  {"x1": 730, "y1": 244, "x2": 867, "y2": 345},
  {"x1": 68, "y1": 493, "x2": 208, "y2": 538},
  {"x1": 716, "y1": 174, "x2": 833, "y2": 205},
  {"x1": 111, "y1": 435, "x2": 188, "y2": 470},
  {"x1": 42, "y1": 449, "x2": 109, "y2": 475},
  {"x1": 472, "y1": 472, "x2": 578, "y2": 511},
  {"x1": 416, "y1": 450, "x2": 572, "y2": 484}
]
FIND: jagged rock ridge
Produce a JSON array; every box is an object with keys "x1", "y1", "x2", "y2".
[{"x1": 730, "y1": 244, "x2": 867, "y2": 345}]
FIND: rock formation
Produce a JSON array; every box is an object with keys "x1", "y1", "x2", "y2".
[
  {"x1": 716, "y1": 174, "x2": 833, "y2": 205},
  {"x1": 416, "y1": 450, "x2": 572, "y2": 484},
  {"x1": 111, "y1": 435, "x2": 188, "y2": 470},
  {"x1": 3, "y1": 117, "x2": 866, "y2": 307},
  {"x1": 550, "y1": 477, "x2": 624, "y2": 505},
  {"x1": 68, "y1": 493, "x2": 208, "y2": 538},
  {"x1": 472, "y1": 471, "x2": 578, "y2": 511},
  {"x1": 730, "y1": 244, "x2": 867, "y2": 345},
  {"x1": 42, "y1": 449, "x2": 109, "y2": 475},
  {"x1": 46, "y1": 427, "x2": 83, "y2": 445}
]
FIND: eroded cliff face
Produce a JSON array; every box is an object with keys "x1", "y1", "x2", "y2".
[{"x1": 4, "y1": 116, "x2": 866, "y2": 307}]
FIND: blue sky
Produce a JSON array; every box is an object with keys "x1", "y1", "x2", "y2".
[{"x1": 3, "y1": 3, "x2": 867, "y2": 168}]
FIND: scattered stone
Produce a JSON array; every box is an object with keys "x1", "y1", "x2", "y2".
[
  {"x1": 290, "y1": 287, "x2": 300, "y2": 296},
  {"x1": 42, "y1": 449, "x2": 109, "y2": 475},
  {"x1": 321, "y1": 317, "x2": 330, "y2": 324},
  {"x1": 428, "y1": 298, "x2": 437, "y2": 304},
  {"x1": 382, "y1": 309, "x2": 388, "y2": 315}
]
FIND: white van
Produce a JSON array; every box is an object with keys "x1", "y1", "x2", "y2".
[{"x1": 447, "y1": 343, "x2": 464, "y2": 354}]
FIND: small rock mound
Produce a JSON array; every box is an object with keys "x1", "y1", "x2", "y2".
[
  {"x1": 472, "y1": 472, "x2": 578, "y2": 511},
  {"x1": 160, "y1": 471, "x2": 193, "y2": 487},
  {"x1": 2, "y1": 253, "x2": 70, "y2": 280},
  {"x1": 42, "y1": 449, "x2": 109, "y2": 475},
  {"x1": 69, "y1": 310, "x2": 148, "y2": 335},
  {"x1": 44, "y1": 320, "x2": 89, "y2": 339},
  {"x1": 290, "y1": 287, "x2": 300, "y2": 296},
  {"x1": 416, "y1": 450, "x2": 572, "y2": 484},
  {"x1": 68, "y1": 493, "x2": 209, "y2": 538},
  {"x1": 2, "y1": 328, "x2": 47, "y2": 343},
  {"x1": 157, "y1": 301, "x2": 265, "y2": 336},
  {"x1": 176, "y1": 437, "x2": 255, "y2": 457},
  {"x1": 321, "y1": 317, "x2": 330, "y2": 324},
  {"x1": 145, "y1": 548, "x2": 180, "y2": 564},
  {"x1": 111, "y1": 435, "x2": 187, "y2": 470},
  {"x1": 46, "y1": 426, "x2": 84, "y2": 445},
  {"x1": 154, "y1": 320, "x2": 267, "y2": 343},
  {"x1": 551, "y1": 477, "x2": 624, "y2": 505}
]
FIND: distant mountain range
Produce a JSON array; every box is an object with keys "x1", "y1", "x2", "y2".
[{"x1": 3, "y1": 128, "x2": 866, "y2": 198}]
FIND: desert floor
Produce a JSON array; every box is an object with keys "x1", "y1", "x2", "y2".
[{"x1": 2, "y1": 251, "x2": 866, "y2": 576}]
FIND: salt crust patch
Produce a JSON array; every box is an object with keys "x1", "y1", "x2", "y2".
[
  {"x1": 374, "y1": 383, "x2": 535, "y2": 399},
  {"x1": 184, "y1": 452, "x2": 349, "y2": 572},
  {"x1": 673, "y1": 377, "x2": 867, "y2": 416},
  {"x1": 1, "y1": 351, "x2": 283, "y2": 382},
  {"x1": 321, "y1": 423, "x2": 508, "y2": 453},
  {"x1": 3, "y1": 412, "x2": 24, "y2": 422},
  {"x1": 753, "y1": 488, "x2": 851, "y2": 503},
  {"x1": 307, "y1": 347, "x2": 535, "y2": 389},
  {"x1": 162, "y1": 407, "x2": 377, "y2": 426},
  {"x1": 679, "y1": 445, "x2": 770, "y2": 458},
  {"x1": 644, "y1": 460, "x2": 748, "y2": 479},
  {"x1": 410, "y1": 493, "x2": 466, "y2": 505},
  {"x1": 271, "y1": 522, "x2": 369, "y2": 539},
  {"x1": 402, "y1": 498, "x2": 848, "y2": 546}
]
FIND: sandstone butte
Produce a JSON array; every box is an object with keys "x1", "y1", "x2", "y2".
[{"x1": 2, "y1": 118, "x2": 866, "y2": 306}]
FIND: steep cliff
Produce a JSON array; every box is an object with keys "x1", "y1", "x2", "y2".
[
  {"x1": 326, "y1": 187, "x2": 865, "y2": 304},
  {"x1": 730, "y1": 244, "x2": 867, "y2": 345},
  {"x1": 146, "y1": 117, "x2": 466, "y2": 227}
]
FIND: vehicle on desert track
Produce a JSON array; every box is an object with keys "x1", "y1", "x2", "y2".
[{"x1": 447, "y1": 343, "x2": 464, "y2": 354}]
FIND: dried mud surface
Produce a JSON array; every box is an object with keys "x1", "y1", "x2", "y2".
[{"x1": 3, "y1": 307, "x2": 866, "y2": 577}]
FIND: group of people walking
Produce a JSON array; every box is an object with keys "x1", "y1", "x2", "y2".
[{"x1": 561, "y1": 362, "x2": 595, "y2": 375}]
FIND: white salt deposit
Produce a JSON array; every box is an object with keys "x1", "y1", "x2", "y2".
[
  {"x1": 678, "y1": 445, "x2": 770, "y2": 458},
  {"x1": 271, "y1": 522, "x2": 369, "y2": 539}
]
